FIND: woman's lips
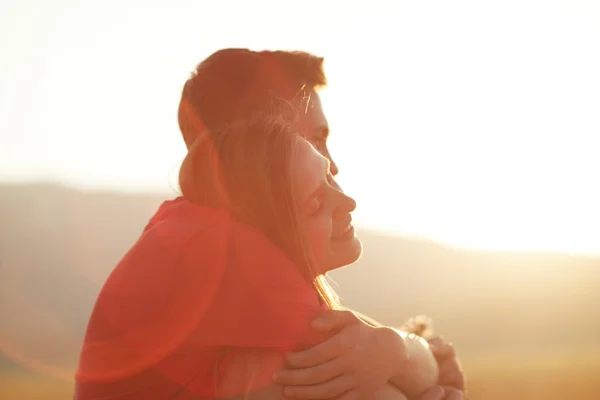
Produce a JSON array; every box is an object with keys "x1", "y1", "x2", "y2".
[
  {"x1": 332, "y1": 217, "x2": 354, "y2": 241},
  {"x1": 332, "y1": 226, "x2": 355, "y2": 242}
]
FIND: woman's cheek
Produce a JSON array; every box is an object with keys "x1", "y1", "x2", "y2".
[{"x1": 305, "y1": 219, "x2": 331, "y2": 268}]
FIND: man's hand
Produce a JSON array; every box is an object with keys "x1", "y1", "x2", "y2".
[{"x1": 273, "y1": 310, "x2": 405, "y2": 399}]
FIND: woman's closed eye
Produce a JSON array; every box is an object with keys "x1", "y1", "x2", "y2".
[{"x1": 305, "y1": 197, "x2": 322, "y2": 216}]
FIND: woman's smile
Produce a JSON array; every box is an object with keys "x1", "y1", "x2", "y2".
[
  {"x1": 292, "y1": 139, "x2": 362, "y2": 271},
  {"x1": 331, "y1": 216, "x2": 355, "y2": 241}
]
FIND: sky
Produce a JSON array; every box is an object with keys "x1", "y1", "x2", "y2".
[{"x1": 1, "y1": 0, "x2": 599, "y2": 254}]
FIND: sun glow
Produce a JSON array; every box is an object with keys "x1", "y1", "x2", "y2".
[{"x1": 1, "y1": 0, "x2": 599, "y2": 254}]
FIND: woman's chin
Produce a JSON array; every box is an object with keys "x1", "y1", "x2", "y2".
[{"x1": 323, "y1": 236, "x2": 363, "y2": 272}]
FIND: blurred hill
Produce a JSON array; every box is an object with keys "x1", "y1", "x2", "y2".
[{"x1": 1, "y1": 182, "x2": 599, "y2": 375}]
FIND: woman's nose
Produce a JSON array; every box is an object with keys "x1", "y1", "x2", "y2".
[{"x1": 334, "y1": 192, "x2": 356, "y2": 216}]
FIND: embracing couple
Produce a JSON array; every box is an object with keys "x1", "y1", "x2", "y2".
[{"x1": 75, "y1": 49, "x2": 465, "y2": 399}]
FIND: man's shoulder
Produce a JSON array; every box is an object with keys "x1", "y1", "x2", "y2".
[{"x1": 141, "y1": 197, "x2": 231, "y2": 251}]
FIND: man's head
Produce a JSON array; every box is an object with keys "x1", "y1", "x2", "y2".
[{"x1": 178, "y1": 48, "x2": 338, "y2": 175}]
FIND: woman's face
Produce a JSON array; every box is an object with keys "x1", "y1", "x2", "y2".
[{"x1": 291, "y1": 138, "x2": 363, "y2": 272}]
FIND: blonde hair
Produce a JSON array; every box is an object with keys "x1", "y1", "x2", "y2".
[{"x1": 178, "y1": 106, "x2": 339, "y2": 309}]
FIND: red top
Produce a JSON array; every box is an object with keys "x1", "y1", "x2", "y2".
[{"x1": 75, "y1": 197, "x2": 326, "y2": 399}]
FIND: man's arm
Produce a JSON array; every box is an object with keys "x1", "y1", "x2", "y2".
[
  {"x1": 385, "y1": 329, "x2": 439, "y2": 397},
  {"x1": 376, "y1": 326, "x2": 439, "y2": 397},
  {"x1": 218, "y1": 348, "x2": 408, "y2": 400},
  {"x1": 351, "y1": 309, "x2": 465, "y2": 394},
  {"x1": 274, "y1": 310, "x2": 438, "y2": 399},
  {"x1": 346, "y1": 309, "x2": 439, "y2": 396},
  {"x1": 276, "y1": 309, "x2": 465, "y2": 400}
]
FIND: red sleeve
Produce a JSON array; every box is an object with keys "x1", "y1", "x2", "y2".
[
  {"x1": 177, "y1": 218, "x2": 326, "y2": 350},
  {"x1": 76, "y1": 214, "x2": 325, "y2": 388}
]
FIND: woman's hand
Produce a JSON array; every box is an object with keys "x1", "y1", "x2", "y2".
[
  {"x1": 418, "y1": 385, "x2": 463, "y2": 400},
  {"x1": 273, "y1": 310, "x2": 407, "y2": 399},
  {"x1": 428, "y1": 337, "x2": 465, "y2": 392}
]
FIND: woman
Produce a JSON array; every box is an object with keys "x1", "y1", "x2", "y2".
[{"x1": 75, "y1": 110, "x2": 439, "y2": 399}]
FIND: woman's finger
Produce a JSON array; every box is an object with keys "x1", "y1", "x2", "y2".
[
  {"x1": 441, "y1": 386, "x2": 464, "y2": 400},
  {"x1": 418, "y1": 385, "x2": 446, "y2": 400},
  {"x1": 286, "y1": 329, "x2": 351, "y2": 367},
  {"x1": 438, "y1": 356, "x2": 462, "y2": 375},
  {"x1": 273, "y1": 357, "x2": 344, "y2": 385},
  {"x1": 439, "y1": 369, "x2": 465, "y2": 391},
  {"x1": 336, "y1": 389, "x2": 361, "y2": 400},
  {"x1": 427, "y1": 337, "x2": 444, "y2": 351},
  {"x1": 429, "y1": 338, "x2": 455, "y2": 359},
  {"x1": 310, "y1": 310, "x2": 359, "y2": 332},
  {"x1": 284, "y1": 373, "x2": 355, "y2": 399}
]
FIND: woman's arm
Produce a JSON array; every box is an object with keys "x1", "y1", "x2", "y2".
[{"x1": 217, "y1": 348, "x2": 408, "y2": 400}]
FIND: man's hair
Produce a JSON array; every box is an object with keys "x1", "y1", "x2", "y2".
[{"x1": 178, "y1": 48, "x2": 327, "y2": 149}]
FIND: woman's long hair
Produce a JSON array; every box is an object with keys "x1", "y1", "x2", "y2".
[{"x1": 178, "y1": 101, "x2": 339, "y2": 309}]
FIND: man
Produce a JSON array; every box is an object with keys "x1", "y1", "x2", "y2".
[{"x1": 178, "y1": 48, "x2": 465, "y2": 400}]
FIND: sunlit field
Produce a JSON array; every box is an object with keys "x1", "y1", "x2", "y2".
[
  {"x1": 1, "y1": 373, "x2": 72, "y2": 399},
  {"x1": 2, "y1": 184, "x2": 599, "y2": 399},
  {"x1": 464, "y1": 352, "x2": 600, "y2": 399},
  {"x1": 2, "y1": 351, "x2": 599, "y2": 400}
]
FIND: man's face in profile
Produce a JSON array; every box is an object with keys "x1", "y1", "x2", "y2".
[{"x1": 295, "y1": 91, "x2": 339, "y2": 176}]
